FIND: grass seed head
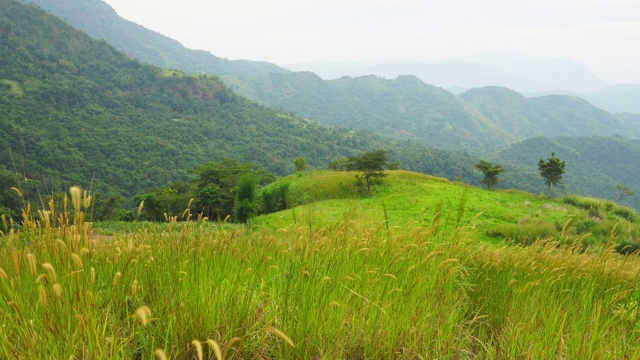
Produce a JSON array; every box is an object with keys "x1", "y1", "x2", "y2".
[
  {"x1": 39, "y1": 285, "x2": 47, "y2": 309},
  {"x1": 26, "y1": 253, "x2": 37, "y2": 276},
  {"x1": 205, "y1": 339, "x2": 223, "y2": 360},
  {"x1": 135, "y1": 306, "x2": 151, "y2": 326},
  {"x1": 53, "y1": 283, "x2": 62, "y2": 297},
  {"x1": 0, "y1": 268, "x2": 6, "y2": 280},
  {"x1": 42, "y1": 263, "x2": 57, "y2": 283},
  {"x1": 192, "y1": 340, "x2": 204, "y2": 360},
  {"x1": 263, "y1": 326, "x2": 295, "y2": 347},
  {"x1": 154, "y1": 349, "x2": 168, "y2": 360}
]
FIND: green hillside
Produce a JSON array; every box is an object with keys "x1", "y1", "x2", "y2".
[
  {"x1": 224, "y1": 72, "x2": 514, "y2": 152},
  {"x1": 29, "y1": 0, "x2": 287, "y2": 76},
  {"x1": 459, "y1": 86, "x2": 638, "y2": 139},
  {"x1": 256, "y1": 170, "x2": 639, "y2": 248},
  {"x1": 490, "y1": 135, "x2": 640, "y2": 210},
  {"x1": 0, "y1": 0, "x2": 394, "y2": 196}
]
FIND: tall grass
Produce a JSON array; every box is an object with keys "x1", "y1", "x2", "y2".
[{"x1": 1, "y1": 187, "x2": 640, "y2": 358}]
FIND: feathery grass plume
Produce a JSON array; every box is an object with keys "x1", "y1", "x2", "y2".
[
  {"x1": 83, "y1": 190, "x2": 92, "y2": 209},
  {"x1": 223, "y1": 338, "x2": 241, "y2": 359},
  {"x1": 263, "y1": 326, "x2": 295, "y2": 347},
  {"x1": 137, "y1": 201, "x2": 145, "y2": 219},
  {"x1": 135, "y1": 306, "x2": 151, "y2": 326},
  {"x1": 26, "y1": 253, "x2": 37, "y2": 276},
  {"x1": 192, "y1": 340, "x2": 204, "y2": 360},
  {"x1": 90, "y1": 267, "x2": 96, "y2": 284},
  {"x1": 131, "y1": 280, "x2": 138, "y2": 295},
  {"x1": 205, "y1": 339, "x2": 222, "y2": 360},
  {"x1": 70, "y1": 253, "x2": 83, "y2": 269},
  {"x1": 42, "y1": 263, "x2": 57, "y2": 283},
  {"x1": 154, "y1": 349, "x2": 168, "y2": 360},
  {"x1": 39, "y1": 285, "x2": 47, "y2": 309},
  {"x1": 53, "y1": 283, "x2": 62, "y2": 297},
  {"x1": 112, "y1": 271, "x2": 122, "y2": 287},
  {"x1": 0, "y1": 268, "x2": 7, "y2": 280},
  {"x1": 70, "y1": 186, "x2": 81, "y2": 211},
  {"x1": 11, "y1": 187, "x2": 23, "y2": 198}
]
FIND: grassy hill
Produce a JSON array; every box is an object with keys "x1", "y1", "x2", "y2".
[
  {"x1": 3, "y1": 171, "x2": 640, "y2": 358},
  {"x1": 256, "y1": 170, "x2": 639, "y2": 248},
  {"x1": 29, "y1": 0, "x2": 287, "y2": 76}
]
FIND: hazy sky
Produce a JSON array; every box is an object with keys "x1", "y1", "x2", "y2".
[{"x1": 101, "y1": 0, "x2": 640, "y2": 84}]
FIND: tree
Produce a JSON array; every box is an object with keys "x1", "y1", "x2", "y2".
[
  {"x1": 293, "y1": 157, "x2": 307, "y2": 173},
  {"x1": 475, "y1": 160, "x2": 504, "y2": 191},
  {"x1": 616, "y1": 184, "x2": 634, "y2": 203},
  {"x1": 538, "y1": 152, "x2": 566, "y2": 197},
  {"x1": 347, "y1": 150, "x2": 389, "y2": 192},
  {"x1": 235, "y1": 173, "x2": 257, "y2": 223}
]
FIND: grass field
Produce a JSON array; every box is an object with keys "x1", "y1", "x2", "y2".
[{"x1": 1, "y1": 174, "x2": 640, "y2": 358}]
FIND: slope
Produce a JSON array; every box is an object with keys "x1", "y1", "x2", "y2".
[
  {"x1": 29, "y1": 0, "x2": 287, "y2": 76},
  {"x1": 490, "y1": 136, "x2": 640, "y2": 210},
  {"x1": 460, "y1": 87, "x2": 639, "y2": 140},
  {"x1": 0, "y1": 0, "x2": 403, "y2": 196},
  {"x1": 224, "y1": 72, "x2": 514, "y2": 152},
  {"x1": 256, "y1": 170, "x2": 639, "y2": 247}
]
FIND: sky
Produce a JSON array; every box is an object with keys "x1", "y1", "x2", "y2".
[{"x1": 101, "y1": 0, "x2": 640, "y2": 84}]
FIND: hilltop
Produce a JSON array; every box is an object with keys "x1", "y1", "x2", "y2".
[{"x1": 255, "y1": 170, "x2": 639, "y2": 249}]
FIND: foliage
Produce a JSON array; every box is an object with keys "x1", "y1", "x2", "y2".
[
  {"x1": 260, "y1": 181, "x2": 290, "y2": 214},
  {"x1": 347, "y1": 150, "x2": 389, "y2": 192},
  {"x1": 475, "y1": 160, "x2": 504, "y2": 191},
  {"x1": 292, "y1": 157, "x2": 307, "y2": 173},
  {"x1": 538, "y1": 152, "x2": 566, "y2": 197},
  {"x1": 491, "y1": 136, "x2": 640, "y2": 211},
  {"x1": 235, "y1": 173, "x2": 257, "y2": 223}
]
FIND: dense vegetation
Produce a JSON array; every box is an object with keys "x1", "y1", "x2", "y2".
[
  {"x1": 2, "y1": 172, "x2": 640, "y2": 358},
  {"x1": 491, "y1": 135, "x2": 640, "y2": 210},
  {"x1": 224, "y1": 74, "x2": 640, "y2": 152},
  {"x1": 29, "y1": 0, "x2": 287, "y2": 76}
]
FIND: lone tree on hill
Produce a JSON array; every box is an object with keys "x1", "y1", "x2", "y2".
[
  {"x1": 538, "y1": 152, "x2": 566, "y2": 197},
  {"x1": 347, "y1": 150, "x2": 389, "y2": 192},
  {"x1": 475, "y1": 160, "x2": 504, "y2": 191}
]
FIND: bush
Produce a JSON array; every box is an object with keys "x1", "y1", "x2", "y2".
[{"x1": 261, "y1": 182, "x2": 290, "y2": 214}]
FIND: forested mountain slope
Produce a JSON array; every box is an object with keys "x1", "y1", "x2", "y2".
[
  {"x1": 29, "y1": 0, "x2": 287, "y2": 76},
  {"x1": 490, "y1": 136, "x2": 640, "y2": 210},
  {"x1": 0, "y1": 0, "x2": 391, "y2": 195},
  {"x1": 460, "y1": 87, "x2": 639, "y2": 140},
  {"x1": 224, "y1": 72, "x2": 514, "y2": 152},
  {"x1": 1, "y1": 0, "x2": 513, "y2": 199}
]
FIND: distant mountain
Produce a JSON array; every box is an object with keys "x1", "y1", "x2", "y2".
[
  {"x1": 459, "y1": 87, "x2": 639, "y2": 140},
  {"x1": 225, "y1": 71, "x2": 639, "y2": 152},
  {"x1": 526, "y1": 84, "x2": 640, "y2": 115},
  {"x1": 490, "y1": 136, "x2": 640, "y2": 210},
  {"x1": 286, "y1": 51, "x2": 608, "y2": 93},
  {"x1": 224, "y1": 72, "x2": 514, "y2": 153},
  {"x1": 29, "y1": 0, "x2": 288, "y2": 76}
]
